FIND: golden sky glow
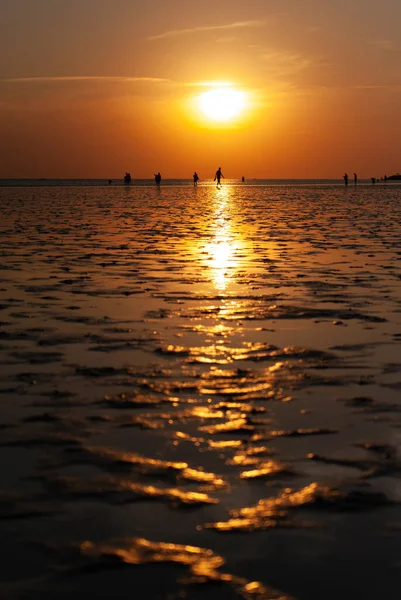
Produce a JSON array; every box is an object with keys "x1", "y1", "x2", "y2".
[{"x1": 1, "y1": 0, "x2": 401, "y2": 178}]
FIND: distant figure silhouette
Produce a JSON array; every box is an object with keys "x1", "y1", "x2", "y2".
[
  {"x1": 108, "y1": 179, "x2": 113, "y2": 185},
  {"x1": 154, "y1": 172, "x2": 161, "y2": 185},
  {"x1": 214, "y1": 167, "x2": 224, "y2": 187},
  {"x1": 371, "y1": 177, "x2": 376, "y2": 184},
  {"x1": 242, "y1": 176, "x2": 245, "y2": 182},
  {"x1": 193, "y1": 172, "x2": 199, "y2": 187},
  {"x1": 343, "y1": 173, "x2": 348, "y2": 186},
  {"x1": 354, "y1": 173, "x2": 357, "y2": 185},
  {"x1": 384, "y1": 174, "x2": 388, "y2": 182},
  {"x1": 124, "y1": 172, "x2": 131, "y2": 185}
]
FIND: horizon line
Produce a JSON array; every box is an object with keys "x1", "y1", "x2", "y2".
[{"x1": 0, "y1": 176, "x2": 395, "y2": 182}]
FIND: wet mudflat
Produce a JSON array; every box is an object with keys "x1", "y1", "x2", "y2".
[{"x1": 0, "y1": 183, "x2": 401, "y2": 599}]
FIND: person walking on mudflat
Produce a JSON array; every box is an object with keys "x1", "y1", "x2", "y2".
[
  {"x1": 193, "y1": 172, "x2": 199, "y2": 187},
  {"x1": 343, "y1": 172, "x2": 348, "y2": 186},
  {"x1": 214, "y1": 167, "x2": 224, "y2": 187}
]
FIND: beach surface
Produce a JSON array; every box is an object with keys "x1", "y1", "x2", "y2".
[{"x1": 1, "y1": 183, "x2": 401, "y2": 599}]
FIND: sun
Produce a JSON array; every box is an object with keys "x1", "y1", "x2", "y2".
[{"x1": 197, "y1": 87, "x2": 246, "y2": 122}]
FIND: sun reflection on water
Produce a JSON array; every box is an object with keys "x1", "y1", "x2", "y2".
[
  {"x1": 204, "y1": 189, "x2": 241, "y2": 291},
  {"x1": 207, "y1": 240, "x2": 233, "y2": 290}
]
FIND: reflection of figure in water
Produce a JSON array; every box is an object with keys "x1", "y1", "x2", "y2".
[
  {"x1": 343, "y1": 173, "x2": 348, "y2": 186},
  {"x1": 214, "y1": 167, "x2": 224, "y2": 187},
  {"x1": 193, "y1": 172, "x2": 199, "y2": 187},
  {"x1": 124, "y1": 172, "x2": 131, "y2": 185},
  {"x1": 154, "y1": 172, "x2": 161, "y2": 185},
  {"x1": 354, "y1": 173, "x2": 357, "y2": 185}
]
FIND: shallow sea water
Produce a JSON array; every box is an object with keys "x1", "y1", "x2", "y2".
[{"x1": 0, "y1": 183, "x2": 401, "y2": 599}]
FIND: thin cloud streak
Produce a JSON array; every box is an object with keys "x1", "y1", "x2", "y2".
[
  {"x1": 184, "y1": 80, "x2": 234, "y2": 87},
  {"x1": 354, "y1": 84, "x2": 401, "y2": 90},
  {"x1": 2, "y1": 76, "x2": 171, "y2": 84},
  {"x1": 148, "y1": 20, "x2": 266, "y2": 41},
  {"x1": 1, "y1": 75, "x2": 244, "y2": 90},
  {"x1": 371, "y1": 39, "x2": 398, "y2": 51}
]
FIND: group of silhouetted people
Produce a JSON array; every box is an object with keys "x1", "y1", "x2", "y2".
[
  {"x1": 122, "y1": 168, "x2": 231, "y2": 187},
  {"x1": 194, "y1": 168, "x2": 225, "y2": 187},
  {"x1": 344, "y1": 172, "x2": 389, "y2": 186},
  {"x1": 122, "y1": 170, "x2": 392, "y2": 188},
  {"x1": 343, "y1": 173, "x2": 358, "y2": 186},
  {"x1": 371, "y1": 175, "x2": 388, "y2": 184}
]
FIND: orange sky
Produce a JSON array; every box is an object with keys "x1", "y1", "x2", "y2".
[{"x1": 1, "y1": 0, "x2": 401, "y2": 179}]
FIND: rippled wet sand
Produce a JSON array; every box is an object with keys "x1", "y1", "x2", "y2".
[{"x1": 1, "y1": 184, "x2": 401, "y2": 599}]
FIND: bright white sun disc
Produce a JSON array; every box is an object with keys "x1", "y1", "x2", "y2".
[{"x1": 198, "y1": 88, "x2": 246, "y2": 121}]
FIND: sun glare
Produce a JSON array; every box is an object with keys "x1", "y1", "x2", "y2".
[{"x1": 197, "y1": 87, "x2": 246, "y2": 122}]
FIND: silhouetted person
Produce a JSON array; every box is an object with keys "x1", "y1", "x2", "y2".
[
  {"x1": 354, "y1": 173, "x2": 357, "y2": 185},
  {"x1": 384, "y1": 174, "x2": 388, "y2": 182},
  {"x1": 108, "y1": 179, "x2": 113, "y2": 185},
  {"x1": 124, "y1": 172, "x2": 131, "y2": 185},
  {"x1": 214, "y1": 167, "x2": 224, "y2": 187},
  {"x1": 154, "y1": 172, "x2": 161, "y2": 185},
  {"x1": 193, "y1": 172, "x2": 199, "y2": 187},
  {"x1": 343, "y1": 173, "x2": 348, "y2": 186},
  {"x1": 242, "y1": 176, "x2": 245, "y2": 182},
  {"x1": 371, "y1": 177, "x2": 376, "y2": 184}
]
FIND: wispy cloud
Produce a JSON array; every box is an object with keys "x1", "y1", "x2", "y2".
[
  {"x1": 148, "y1": 20, "x2": 266, "y2": 41},
  {"x1": 1, "y1": 75, "x2": 247, "y2": 91},
  {"x1": 372, "y1": 39, "x2": 398, "y2": 51},
  {"x1": 215, "y1": 36, "x2": 238, "y2": 44},
  {"x1": 2, "y1": 76, "x2": 170, "y2": 84},
  {"x1": 354, "y1": 83, "x2": 401, "y2": 90},
  {"x1": 184, "y1": 80, "x2": 235, "y2": 87},
  {"x1": 260, "y1": 50, "x2": 312, "y2": 76}
]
